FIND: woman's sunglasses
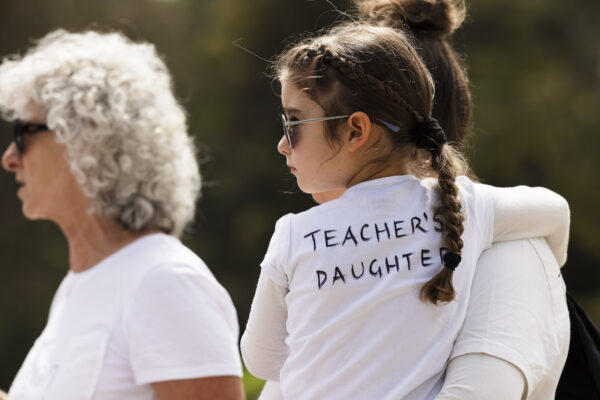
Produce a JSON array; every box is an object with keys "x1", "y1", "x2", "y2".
[{"x1": 12, "y1": 119, "x2": 49, "y2": 153}]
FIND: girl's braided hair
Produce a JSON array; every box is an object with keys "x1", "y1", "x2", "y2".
[{"x1": 275, "y1": 20, "x2": 467, "y2": 304}]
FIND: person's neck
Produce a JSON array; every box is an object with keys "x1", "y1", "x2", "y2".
[
  {"x1": 58, "y1": 213, "x2": 156, "y2": 273},
  {"x1": 345, "y1": 135, "x2": 413, "y2": 188},
  {"x1": 347, "y1": 159, "x2": 411, "y2": 189}
]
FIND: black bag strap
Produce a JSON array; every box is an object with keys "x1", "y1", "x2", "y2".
[{"x1": 556, "y1": 292, "x2": 600, "y2": 399}]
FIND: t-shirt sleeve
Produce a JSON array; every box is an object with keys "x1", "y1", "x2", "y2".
[
  {"x1": 241, "y1": 273, "x2": 289, "y2": 381},
  {"x1": 450, "y1": 239, "x2": 570, "y2": 397},
  {"x1": 478, "y1": 182, "x2": 570, "y2": 266},
  {"x1": 126, "y1": 262, "x2": 243, "y2": 385},
  {"x1": 436, "y1": 353, "x2": 526, "y2": 400},
  {"x1": 260, "y1": 214, "x2": 293, "y2": 288}
]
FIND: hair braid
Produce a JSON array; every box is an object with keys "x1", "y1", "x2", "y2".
[
  {"x1": 318, "y1": 46, "x2": 424, "y2": 123},
  {"x1": 420, "y1": 145, "x2": 465, "y2": 303}
]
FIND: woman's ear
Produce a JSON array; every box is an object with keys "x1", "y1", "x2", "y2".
[{"x1": 345, "y1": 112, "x2": 372, "y2": 152}]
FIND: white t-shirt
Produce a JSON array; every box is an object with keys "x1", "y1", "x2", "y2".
[
  {"x1": 8, "y1": 233, "x2": 242, "y2": 400},
  {"x1": 255, "y1": 240, "x2": 569, "y2": 400},
  {"x1": 448, "y1": 238, "x2": 569, "y2": 399},
  {"x1": 246, "y1": 175, "x2": 569, "y2": 400}
]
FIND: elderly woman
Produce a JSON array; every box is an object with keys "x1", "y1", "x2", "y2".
[{"x1": 0, "y1": 30, "x2": 243, "y2": 399}]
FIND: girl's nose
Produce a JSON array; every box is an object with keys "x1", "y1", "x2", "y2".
[{"x1": 277, "y1": 135, "x2": 290, "y2": 156}]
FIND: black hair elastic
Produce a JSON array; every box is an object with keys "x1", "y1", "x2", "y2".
[
  {"x1": 410, "y1": 117, "x2": 447, "y2": 150},
  {"x1": 442, "y1": 252, "x2": 461, "y2": 271}
]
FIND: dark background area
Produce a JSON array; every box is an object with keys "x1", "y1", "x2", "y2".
[{"x1": 0, "y1": 0, "x2": 598, "y2": 396}]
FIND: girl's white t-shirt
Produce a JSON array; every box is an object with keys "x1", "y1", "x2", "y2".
[
  {"x1": 252, "y1": 239, "x2": 570, "y2": 400},
  {"x1": 256, "y1": 175, "x2": 568, "y2": 400},
  {"x1": 8, "y1": 233, "x2": 242, "y2": 400}
]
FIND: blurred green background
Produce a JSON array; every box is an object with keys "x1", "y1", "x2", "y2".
[{"x1": 0, "y1": 0, "x2": 598, "y2": 398}]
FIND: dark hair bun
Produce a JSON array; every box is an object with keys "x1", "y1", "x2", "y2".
[{"x1": 356, "y1": 0, "x2": 466, "y2": 38}]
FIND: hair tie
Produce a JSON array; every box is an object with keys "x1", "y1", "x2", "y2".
[
  {"x1": 442, "y1": 252, "x2": 461, "y2": 271},
  {"x1": 410, "y1": 117, "x2": 447, "y2": 150}
]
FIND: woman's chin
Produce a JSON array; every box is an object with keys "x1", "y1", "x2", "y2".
[
  {"x1": 21, "y1": 204, "x2": 43, "y2": 220},
  {"x1": 21, "y1": 209, "x2": 36, "y2": 220}
]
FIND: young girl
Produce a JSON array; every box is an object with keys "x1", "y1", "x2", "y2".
[{"x1": 241, "y1": 10, "x2": 569, "y2": 400}]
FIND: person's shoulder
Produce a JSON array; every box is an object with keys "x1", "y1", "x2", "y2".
[
  {"x1": 286, "y1": 200, "x2": 332, "y2": 218},
  {"x1": 452, "y1": 175, "x2": 492, "y2": 205},
  {"x1": 137, "y1": 261, "x2": 226, "y2": 300},
  {"x1": 122, "y1": 233, "x2": 222, "y2": 290},
  {"x1": 276, "y1": 203, "x2": 335, "y2": 230},
  {"x1": 145, "y1": 239, "x2": 214, "y2": 281},
  {"x1": 133, "y1": 247, "x2": 233, "y2": 310},
  {"x1": 131, "y1": 233, "x2": 206, "y2": 267},
  {"x1": 454, "y1": 175, "x2": 478, "y2": 192}
]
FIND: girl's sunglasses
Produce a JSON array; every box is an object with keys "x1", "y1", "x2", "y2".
[
  {"x1": 280, "y1": 113, "x2": 402, "y2": 149},
  {"x1": 12, "y1": 119, "x2": 49, "y2": 153},
  {"x1": 281, "y1": 114, "x2": 349, "y2": 149}
]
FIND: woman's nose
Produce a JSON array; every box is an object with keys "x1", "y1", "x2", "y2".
[
  {"x1": 277, "y1": 135, "x2": 290, "y2": 156},
  {"x1": 2, "y1": 142, "x2": 21, "y2": 172}
]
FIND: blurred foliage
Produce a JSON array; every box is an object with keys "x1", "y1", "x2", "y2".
[
  {"x1": 243, "y1": 365, "x2": 266, "y2": 400},
  {"x1": 0, "y1": 0, "x2": 598, "y2": 394}
]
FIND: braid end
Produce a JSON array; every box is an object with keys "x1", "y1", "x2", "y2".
[{"x1": 420, "y1": 268, "x2": 455, "y2": 304}]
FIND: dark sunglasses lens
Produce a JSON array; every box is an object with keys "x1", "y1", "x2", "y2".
[
  {"x1": 12, "y1": 122, "x2": 24, "y2": 153},
  {"x1": 15, "y1": 134, "x2": 24, "y2": 153},
  {"x1": 281, "y1": 116, "x2": 286, "y2": 139},
  {"x1": 286, "y1": 129, "x2": 293, "y2": 148},
  {"x1": 281, "y1": 115, "x2": 292, "y2": 147},
  {"x1": 11, "y1": 120, "x2": 48, "y2": 153}
]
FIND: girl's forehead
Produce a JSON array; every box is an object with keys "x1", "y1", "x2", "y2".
[
  {"x1": 281, "y1": 82, "x2": 323, "y2": 115},
  {"x1": 281, "y1": 80, "x2": 306, "y2": 104}
]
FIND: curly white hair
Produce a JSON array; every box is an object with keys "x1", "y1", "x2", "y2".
[{"x1": 0, "y1": 29, "x2": 201, "y2": 237}]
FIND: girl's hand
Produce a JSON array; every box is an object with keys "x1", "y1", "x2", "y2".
[{"x1": 0, "y1": 389, "x2": 7, "y2": 400}]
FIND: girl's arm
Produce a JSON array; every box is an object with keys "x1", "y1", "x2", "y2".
[
  {"x1": 240, "y1": 273, "x2": 289, "y2": 382},
  {"x1": 487, "y1": 184, "x2": 570, "y2": 266}
]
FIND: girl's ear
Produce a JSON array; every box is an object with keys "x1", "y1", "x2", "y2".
[{"x1": 345, "y1": 112, "x2": 372, "y2": 152}]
